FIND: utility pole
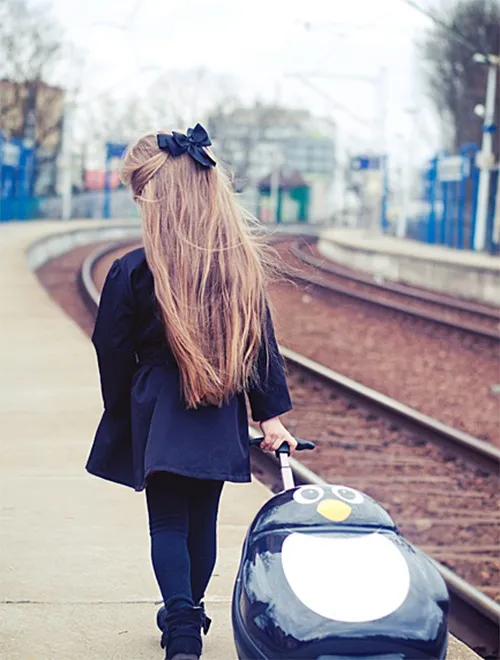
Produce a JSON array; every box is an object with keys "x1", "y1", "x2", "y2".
[
  {"x1": 472, "y1": 53, "x2": 499, "y2": 251},
  {"x1": 269, "y1": 168, "x2": 280, "y2": 224},
  {"x1": 22, "y1": 82, "x2": 37, "y2": 196},
  {"x1": 269, "y1": 145, "x2": 283, "y2": 224},
  {"x1": 376, "y1": 67, "x2": 388, "y2": 234},
  {"x1": 60, "y1": 100, "x2": 73, "y2": 221},
  {"x1": 396, "y1": 108, "x2": 418, "y2": 238}
]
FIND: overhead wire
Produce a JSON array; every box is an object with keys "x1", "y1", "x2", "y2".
[
  {"x1": 290, "y1": 75, "x2": 372, "y2": 129},
  {"x1": 401, "y1": 0, "x2": 488, "y2": 55}
]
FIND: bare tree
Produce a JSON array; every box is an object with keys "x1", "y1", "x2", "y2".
[
  {"x1": 0, "y1": 0, "x2": 61, "y2": 85},
  {"x1": 146, "y1": 67, "x2": 238, "y2": 129},
  {"x1": 64, "y1": 91, "x2": 149, "y2": 192},
  {"x1": 420, "y1": 0, "x2": 500, "y2": 152},
  {"x1": 82, "y1": 95, "x2": 152, "y2": 146},
  {"x1": 74, "y1": 68, "x2": 240, "y2": 185},
  {"x1": 0, "y1": 0, "x2": 69, "y2": 193}
]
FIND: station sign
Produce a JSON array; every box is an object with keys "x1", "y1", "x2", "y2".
[
  {"x1": 437, "y1": 155, "x2": 469, "y2": 182},
  {"x1": 106, "y1": 142, "x2": 127, "y2": 160},
  {"x1": 351, "y1": 156, "x2": 381, "y2": 172}
]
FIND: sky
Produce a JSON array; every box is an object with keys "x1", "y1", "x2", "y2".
[{"x1": 39, "y1": 0, "x2": 444, "y2": 168}]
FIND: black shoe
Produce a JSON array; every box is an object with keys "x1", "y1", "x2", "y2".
[
  {"x1": 157, "y1": 605, "x2": 167, "y2": 634},
  {"x1": 199, "y1": 601, "x2": 212, "y2": 635},
  {"x1": 157, "y1": 601, "x2": 211, "y2": 637},
  {"x1": 162, "y1": 606, "x2": 203, "y2": 660}
]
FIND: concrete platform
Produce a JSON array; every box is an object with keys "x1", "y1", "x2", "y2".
[
  {"x1": 318, "y1": 228, "x2": 500, "y2": 306},
  {"x1": 0, "y1": 220, "x2": 481, "y2": 659}
]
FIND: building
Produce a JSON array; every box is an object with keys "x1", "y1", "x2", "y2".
[
  {"x1": 0, "y1": 80, "x2": 64, "y2": 195},
  {"x1": 207, "y1": 102, "x2": 336, "y2": 221}
]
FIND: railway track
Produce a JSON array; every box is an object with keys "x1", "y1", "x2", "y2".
[
  {"x1": 81, "y1": 241, "x2": 500, "y2": 659},
  {"x1": 279, "y1": 236, "x2": 500, "y2": 341},
  {"x1": 249, "y1": 355, "x2": 499, "y2": 659}
]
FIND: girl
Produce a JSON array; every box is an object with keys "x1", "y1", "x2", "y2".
[{"x1": 86, "y1": 124, "x2": 295, "y2": 660}]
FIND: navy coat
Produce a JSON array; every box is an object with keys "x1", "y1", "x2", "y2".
[{"x1": 86, "y1": 247, "x2": 292, "y2": 491}]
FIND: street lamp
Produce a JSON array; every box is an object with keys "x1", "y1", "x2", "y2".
[
  {"x1": 396, "y1": 108, "x2": 418, "y2": 239},
  {"x1": 474, "y1": 104, "x2": 485, "y2": 118}
]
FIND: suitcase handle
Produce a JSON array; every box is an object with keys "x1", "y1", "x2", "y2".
[
  {"x1": 250, "y1": 436, "x2": 315, "y2": 456},
  {"x1": 250, "y1": 436, "x2": 315, "y2": 490}
]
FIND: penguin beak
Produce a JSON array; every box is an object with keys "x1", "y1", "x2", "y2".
[{"x1": 316, "y1": 499, "x2": 352, "y2": 522}]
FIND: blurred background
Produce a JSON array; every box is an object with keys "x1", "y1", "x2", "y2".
[
  {"x1": 1, "y1": 4, "x2": 499, "y2": 657},
  {"x1": 0, "y1": 0, "x2": 499, "y2": 252}
]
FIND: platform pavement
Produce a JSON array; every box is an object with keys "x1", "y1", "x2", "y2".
[
  {"x1": 320, "y1": 228, "x2": 499, "y2": 268},
  {"x1": 0, "y1": 220, "x2": 480, "y2": 659},
  {"x1": 318, "y1": 227, "x2": 500, "y2": 305}
]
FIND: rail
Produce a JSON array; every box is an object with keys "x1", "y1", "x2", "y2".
[{"x1": 284, "y1": 238, "x2": 500, "y2": 341}]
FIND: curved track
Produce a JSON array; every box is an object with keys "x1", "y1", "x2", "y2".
[
  {"x1": 82, "y1": 241, "x2": 500, "y2": 659},
  {"x1": 282, "y1": 236, "x2": 500, "y2": 341}
]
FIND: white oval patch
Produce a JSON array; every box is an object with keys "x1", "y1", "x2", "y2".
[{"x1": 282, "y1": 532, "x2": 410, "y2": 623}]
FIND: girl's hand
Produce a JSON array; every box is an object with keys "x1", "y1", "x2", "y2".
[{"x1": 259, "y1": 417, "x2": 297, "y2": 454}]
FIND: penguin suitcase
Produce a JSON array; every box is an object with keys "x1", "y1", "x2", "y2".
[{"x1": 232, "y1": 437, "x2": 449, "y2": 660}]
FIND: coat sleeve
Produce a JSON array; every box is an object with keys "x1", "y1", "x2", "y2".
[
  {"x1": 246, "y1": 306, "x2": 293, "y2": 422},
  {"x1": 92, "y1": 259, "x2": 137, "y2": 414}
]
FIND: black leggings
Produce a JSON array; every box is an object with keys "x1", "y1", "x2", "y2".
[{"x1": 145, "y1": 472, "x2": 224, "y2": 608}]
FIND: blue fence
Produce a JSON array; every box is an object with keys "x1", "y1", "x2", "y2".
[
  {"x1": 408, "y1": 143, "x2": 498, "y2": 253},
  {"x1": 0, "y1": 132, "x2": 38, "y2": 222},
  {"x1": 0, "y1": 134, "x2": 137, "y2": 221}
]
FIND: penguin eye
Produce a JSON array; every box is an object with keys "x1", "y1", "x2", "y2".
[
  {"x1": 331, "y1": 486, "x2": 364, "y2": 504},
  {"x1": 293, "y1": 486, "x2": 324, "y2": 504}
]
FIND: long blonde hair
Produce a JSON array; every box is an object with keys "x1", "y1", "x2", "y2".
[{"x1": 121, "y1": 131, "x2": 269, "y2": 409}]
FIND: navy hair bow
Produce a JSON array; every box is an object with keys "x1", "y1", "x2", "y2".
[{"x1": 157, "y1": 123, "x2": 216, "y2": 168}]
